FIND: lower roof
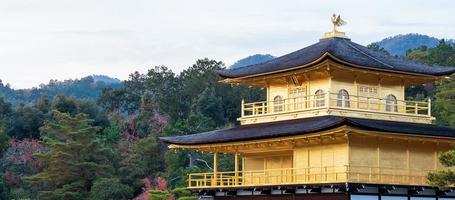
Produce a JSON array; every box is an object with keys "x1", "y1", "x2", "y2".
[{"x1": 160, "y1": 116, "x2": 455, "y2": 145}]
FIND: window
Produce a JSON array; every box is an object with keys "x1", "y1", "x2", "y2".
[
  {"x1": 385, "y1": 94, "x2": 398, "y2": 112},
  {"x1": 359, "y1": 85, "x2": 378, "y2": 97},
  {"x1": 289, "y1": 86, "x2": 306, "y2": 109},
  {"x1": 273, "y1": 96, "x2": 284, "y2": 112},
  {"x1": 288, "y1": 87, "x2": 306, "y2": 98},
  {"x1": 337, "y1": 89, "x2": 350, "y2": 108},
  {"x1": 314, "y1": 90, "x2": 325, "y2": 107}
]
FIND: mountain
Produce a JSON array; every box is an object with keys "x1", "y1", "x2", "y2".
[
  {"x1": 371, "y1": 33, "x2": 454, "y2": 56},
  {"x1": 0, "y1": 75, "x2": 122, "y2": 106},
  {"x1": 230, "y1": 54, "x2": 275, "y2": 69}
]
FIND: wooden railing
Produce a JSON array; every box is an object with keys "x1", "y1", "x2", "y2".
[
  {"x1": 188, "y1": 166, "x2": 431, "y2": 189},
  {"x1": 241, "y1": 92, "x2": 431, "y2": 118}
]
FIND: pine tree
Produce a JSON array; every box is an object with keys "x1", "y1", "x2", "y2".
[
  {"x1": 427, "y1": 148, "x2": 455, "y2": 188},
  {"x1": 26, "y1": 111, "x2": 114, "y2": 199}
]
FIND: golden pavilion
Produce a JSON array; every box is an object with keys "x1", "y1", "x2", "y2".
[{"x1": 161, "y1": 17, "x2": 455, "y2": 200}]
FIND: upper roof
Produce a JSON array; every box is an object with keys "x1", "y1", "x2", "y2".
[
  {"x1": 160, "y1": 116, "x2": 455, "y2": 145},
  {"x1": 218, "y1": 37, "x2": 455, "y2": 78}
]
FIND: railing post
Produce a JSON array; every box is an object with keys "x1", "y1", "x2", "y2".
[
  {"x1": 326, "y1": 92, "x2": 330, "y2": 108},
  {"x1": 241, "y1": 99, "x2": 245, "y2": 117},
  {"x1": 428, "y1": 98, "x2": 432, "y2": 117},
  {"x1": 414, "y1": 102, "x2": 418, "y2": 115},
  {"x1": 367, "y1": 97, "x2": 370, "y2": 110},
  {"x1": 188, "y1": 174, "x2": 192, "y2": 187}
]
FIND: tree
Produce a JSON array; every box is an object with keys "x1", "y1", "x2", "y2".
[
  {"x1": 192, "y1": 87, "x2": 224, "y2": 125},
  {"x1": 406, "y1": 41, "x2": 455, "y2": 126},
  {"x1": 89, "y1": 178, "x2": 133, "y2": 200},
  {"x1": 117, "y1": 134, "x2": 164, "y2": 193},
  {"x1": 433, "y1": 74, "x2": 455, "y2": 126},
  {"x1": 51, "y1": 95, "x2": 79, "y2": 115},
  {"x1": 0, "y1": 138, "x2": 44, "y2": 199},
  {"x1": 7, "y1": 104, "x2": 45, "y2": 139},
  {"x1": 26, "y1": 111, "x2": 114, "y2": 199},
  {"x1": 367, "y1": 43, "x2": 390, "y2": 55},
  {"x1": 427, "y1": 147, "x2": 455, "y2": 188}
]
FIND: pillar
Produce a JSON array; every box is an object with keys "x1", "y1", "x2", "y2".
[
  {"x1": 212, "y1": 152, "x2": 218, "y2": 186},
  {"x1": 234, "y1": 153, "x2": 239, "y2": 185}
]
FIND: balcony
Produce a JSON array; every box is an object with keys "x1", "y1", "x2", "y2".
[
  {"x1": 188, "y1": 165, "x2": 432, "y2": 189},
  {"x1": 239, "y1": 92, "x2": 432, "y2": 124}
]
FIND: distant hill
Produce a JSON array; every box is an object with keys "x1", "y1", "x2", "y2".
[
  {"x1": 371, "y1": 33, "x2": 454, "y2": 56},
  {"x1": 0, "y1": 75, "x2": 122, "y2": 106},
  {"x1": 230, "y1": 54, "x2": 275, "y2": 69},
  {"x1": 91, "y1": 75, "x2": 121, "y2": 84}
]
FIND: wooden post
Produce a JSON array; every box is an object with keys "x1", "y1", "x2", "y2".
[
  {"x1": 428, "y1": 98, "x2": 432, "y2": 117},
  {"x1": 325, "y1": 91, "x2": 330, "y2": 108},
  {"x1": 234, "y1": 153, "x2": 239, "y2": 185},
  {"x1": 212, "y1": 152, "x2": 218, "y2": 186},
  {"x1": 241, "y1": 99, "x2": 245, "y2": 117}
]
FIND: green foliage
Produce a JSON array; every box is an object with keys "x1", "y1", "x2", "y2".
[
  {"x1": 0, "y1": 76, "x2": 121, "y2": 107},
  {"x1": 428, "y1": 149, "x2": 455, "y2": 188},
  {"x1": 171, "y1": 187, "x2": 197, "y2": 200},
  {"x1": 171, "y1": 187, "x2": 192, "y2": 199},
  {"x1": 8, "y1": 104, "x2": 45, "y2": 139},
  {"x1": 434, "y1": 74, "x2": 455, "y2": 126},
  {"x1": 192, "y1": 87, "x2": 224, "y2": 125},
  {"x1": 0, "y1": 128, "x2": 8, "y2": 153},
  {"x1": 0, "y1": 176, "x2": 11, "y2": 200},
  {"x1": 118, "y1": 134, "x2": 164, "y2": 190},
  {"x1": 177, "y1": 197, "x2": 198, "y2": 200},
  {"x1": 406, "y1": 41, "x2": 455, "y2": 126},
  {"x1": 26, "y1": 111, "x2": 114, "y2": 200},
  {"x1": 406, "y1": 40, "x2": 455, "y2": 66},
  {"x1": 367, "y1": 43, "x2": 390, "y2": 55},
  {"x1": 148, "y1": 190, "x2": 170, "y2": 200},
  {"x1": 177, "y1": 196, "x2": 199, "y2": 200},
  {"x1": 89, "y1": 178, "x2": 133, "y2": 200}
]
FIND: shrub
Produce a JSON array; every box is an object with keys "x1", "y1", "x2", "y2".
[
  {"x1": 177, "y1": 197, "x2": 198, "y2": 200},
  {"x1": 171, "y1": 187, "x2": 191, "y2": 199},
  {"x1": 89, "y1": 178, "x2": 133, "y2": 200},
  {"x1": 148, "y1": 190, "x2": 170, "y2": 200}
]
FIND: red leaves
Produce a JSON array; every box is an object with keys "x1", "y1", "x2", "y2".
[{"x1": 6, "y1": 138, "x2": 44, "y2": 167}]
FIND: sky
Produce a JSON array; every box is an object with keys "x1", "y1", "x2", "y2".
[{"x1": 0, "y1": 0, "x2": 454, "y2": 88}]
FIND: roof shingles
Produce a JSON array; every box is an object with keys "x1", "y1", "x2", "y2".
[
  {"x1": 160, "y1": 116, "x2": 455, "y2": 145},
  {"x1": 218, "y1": 38, "x2": 455, "y2": 78}
]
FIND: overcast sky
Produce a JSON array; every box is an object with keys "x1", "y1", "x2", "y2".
[{"x1": 0, "y1": 0, "x2": 454, "y2": 88}]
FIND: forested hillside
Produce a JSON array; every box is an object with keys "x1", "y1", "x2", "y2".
[
  {"x1": 371, "y1": 33, "x2": 454, "y2": 56},
  {"x1": 0, "y1": 75, "x2": 121, "y2": 107},
  {"x1": 230, "y1": 54, "x2": 274, "y2": 69},
  {"x1": 0, "y1": 38, "x2": 453, "y2": 199}
]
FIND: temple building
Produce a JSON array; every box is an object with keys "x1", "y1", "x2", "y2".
[{"x1": 161, "y1": 18, "x2": 455, "y2": 200}]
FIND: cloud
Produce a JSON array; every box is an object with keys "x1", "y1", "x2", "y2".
[{"x1": 0, "y1": 0, "x2": 454, "y2": 88}]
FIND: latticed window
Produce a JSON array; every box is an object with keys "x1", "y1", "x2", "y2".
[
  {"x1": 385, "y1": 94, "x2": 398, "y2": 112},
  {"x1": 337, "y1": 89, "x2": 350, "y2": 108},
  {"x1": 273, "y1": 96, "x2": 284, "y2": 112},
  {"x1": 289, "y1": 86, "x2": 306, "y2": 109},
  {"x1": 314, "y1": 90, "x2": 325, "y2": 107}
]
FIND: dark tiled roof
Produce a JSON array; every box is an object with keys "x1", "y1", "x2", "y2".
[
  {"x1": 160, "y1": 116, "x2": 455, "y2": 145},
  {"x1": 218, "y1": 37, "x2": 455, "y2": 78}
]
